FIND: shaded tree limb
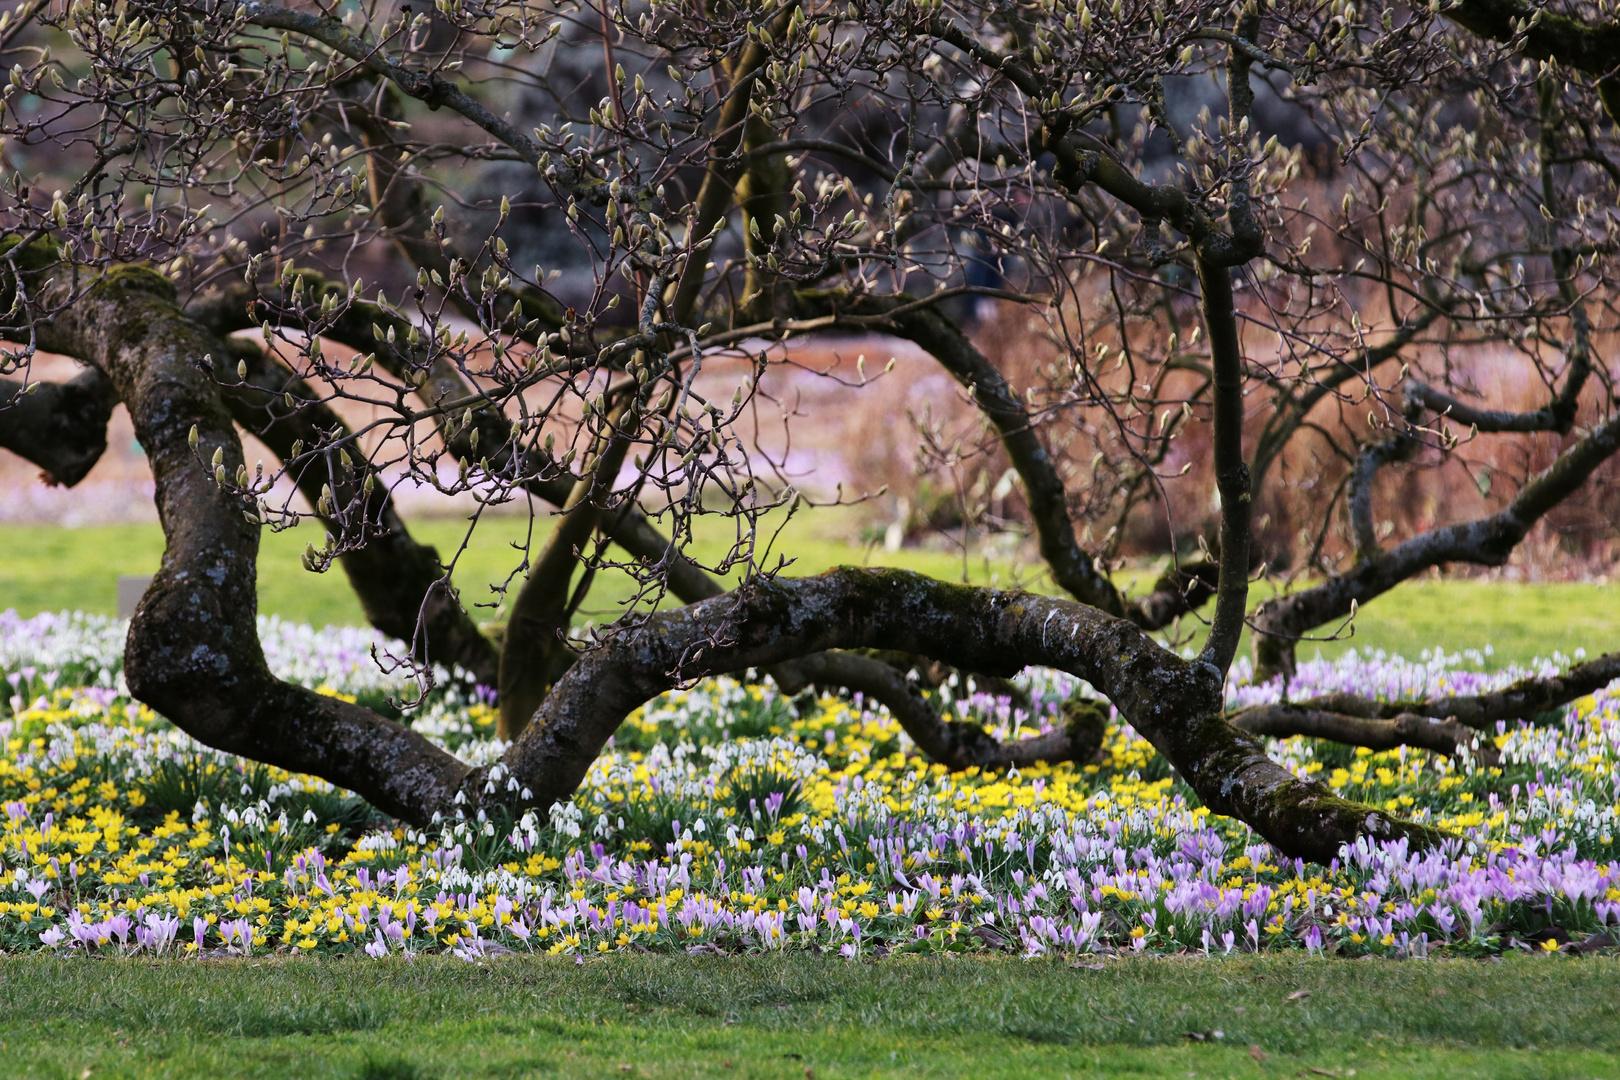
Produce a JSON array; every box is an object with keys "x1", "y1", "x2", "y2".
[
  {"x1": 851, "y1": 649, "x2": 1031, "y2": 709},
  {"x1": 775, "y1": 651, "x2": 1104, "y2": 770},
  {"x1": 793, "y1": 288, "x2": 1215, "y2": 628},
  {"x1": 204, "y1": 286, "x2": 968, "y2": 735},
  {"x1": 1281, "y1": 650, "x2": 1620, "y2": 730},
  {"x1": 1404, "y1": 372, "x2": 1587, "y2": 434},
  {"x1": 1230, "y1": 703, "x2": 1499, "y2": 765},
  {"x1": 1195, "y1": 256, "x2": 1252, "y2": 676},
  {"x1": 1252, "y1": 411, "x2": 1620, "y2": 682},
  {"x1": 665, "y1": 8, "x2": 796, "y2": 327},
  {"x1": 51, "y1": 263, "x2": 1445, "y2": 860},
  {"x1": 210, "y1": 275, "x2": 1139, "y2": 755},
  {"x1": 1347, "y1": 427, "x2": 1417, "y2": 561},
  {"x1": 254, "y1": 280, "x2": 734, "y2": 608},
  {"x1": 498, "y1": 400, "x2": 638, "y2": 740},
  {"x1": 501, "y1": 566, "x2": 1443, "y2": 863},
  {"x1": 0, "y1": 367, "x2": 115, "y2": 487},
  {"x1": 187, "y1": 277, "x2": 727, "y2": 610}
]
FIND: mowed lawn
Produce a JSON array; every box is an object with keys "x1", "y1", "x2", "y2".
[
  {"x1": 1, "y1": 954, "x2": 1617, "y2": 1079},
  {"x1": 1, "y1": 512, "x2": 1613, "y2": 668}
]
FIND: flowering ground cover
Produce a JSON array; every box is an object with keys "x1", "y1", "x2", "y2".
[
  {"x1": 3, "y1": 609, "x2": 1618, "y2": 965},
  {"x1": 3, "y1": 608, "x2": 1620, "y2": 1078}
]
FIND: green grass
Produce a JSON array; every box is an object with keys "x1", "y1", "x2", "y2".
[
  {"x1": 0, "y1": 954, "x2": 1615, "y2": 1079},
  {"x1": 2, "y1": 514, "x2": 1613, "y2": 668},
  {"x1": 0, "y1": 509, "x2": 1025, "y2": 633},
  {"x1": 1167, "y1": 576, "x2": 1617, "y2": 672}
]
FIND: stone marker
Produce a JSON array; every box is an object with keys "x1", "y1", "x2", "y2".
[{"x1": 117, "y1": 574, "x2": 153, "y2": 619}]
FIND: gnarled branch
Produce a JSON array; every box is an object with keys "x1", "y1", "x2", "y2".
[
  {"x1": 1231, "y1": 703, "x2": 1499, "y2": 765},
  {"x1": 779, "y1": 651, "x2": 1104, "y2": 771},
  {"x1": 1284, "y1": 650, "x2": 1620, "y2": 731},
  {"x1": 500, "y1": 567, "x2": 1443, "y2": 863},
  {"x1": 45, "y1": 266, "x2": 475, "y2": 823},
  {"x1": 216, "y1": 339, "x2": 500, "y2": 686},
  {"x1": 1254, "y1": 412, "x2": 1620, "y2": 681},
  {"x1": 0, "y1": 367, "x2": 115, "y2": 487}
]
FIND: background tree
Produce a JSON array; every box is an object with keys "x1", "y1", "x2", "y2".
[{"x1": 2, "y1": 0, "x2": 1618, "y2": 861}]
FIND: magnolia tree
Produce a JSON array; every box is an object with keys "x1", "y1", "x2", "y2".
[{"x1": 2, "y1": 0, "x2": 1619, "y2": 861}]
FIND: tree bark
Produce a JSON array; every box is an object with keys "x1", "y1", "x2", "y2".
[
  {"x1": 41, "y1": 267, "x2": 1454, "y2": 862},
  {"x1": 498, "y1": 400, "x2": 637, "y2": 740},
  {"x1": 1272, "y1": 651, "x2": 1620, "y2": 730},
  {"x1": 1230, "y1": 703, "x2": 1499, "y2": 765},
  {"x1": 781, "y1": 650, "x2": 1105, "y2": 770},
  {"x1": 1195, "y1": 257, "x2": 1252, "y2": 676}
]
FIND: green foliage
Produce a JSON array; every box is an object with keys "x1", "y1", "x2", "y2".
[
  {"x1": 354, "y1": 1055, "x2": 436, "y2": 1080},
  {"x1": 725, "y1": 764, "x2": 803, "y2": 822},
  {"x1": 131, "y1": 756, "x2": 272, "y2": 824}
]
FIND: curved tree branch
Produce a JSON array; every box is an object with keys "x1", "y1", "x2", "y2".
[
  {"x1": 201, "y1": 283, "x2": 973, "y2": 736},
  {"x1": 1253, "y1": 411, "x2": 1620, "y2": 681},
  {"x1": 779, "y1": 650, "x2": 1104, "y2": 771},
  {"x1": 1230, "y1": 703, "x2": 1499, "y2": 765},
  {"x1": 1347, "y1": 427, "x2": 1417, "y2": 561},
  {"x1": 498, "y1": 398, "x2": 638, "y2": 740},
  {"x1": 500, "y1": 567, "x2": 1443, "y2": 863},
  {"x1": 1195, "y1": 256, "x2": 1252, "y2": 675},
  {"x1": 793, "y1": 288, "x2": 1213, "y2": 628},
  {"x1": 34, "y1": 264, "x2": 1446, "y2": 862},
  {"x1": 1282, "y1": 650, "x2": 1620, "y2": 731},
  {"x1": 1404, "y1": 374, "x2": 1586, "y2": 434},
  {"x1": 0, "y1": 367, "x2": 115, "y2": 487},
  {"x1": 44, "y1": 265, "x2": 475, "y2": 822}
]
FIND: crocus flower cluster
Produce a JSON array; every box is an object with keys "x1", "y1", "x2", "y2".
[{"x1": 1, "y1": 609, "x2": 1616, "y2": 960}]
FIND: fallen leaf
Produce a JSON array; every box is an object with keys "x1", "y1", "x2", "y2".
[
  {"x1": 1286, "y1": 988, "x2": 1311, "y2": 1002},
  {"x1": 1249, "y1": 1045, "x2": 1268, "y2": 1063}
]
